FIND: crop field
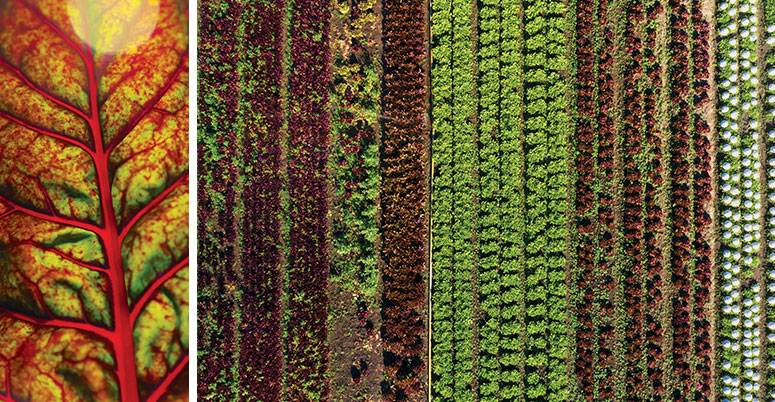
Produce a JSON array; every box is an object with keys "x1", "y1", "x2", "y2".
[
  {"x1": 198, "y1": 0, "x2": 427, "y2": 400},
  {"x1": 195, "y1": 0, "x2": 775, "y2": 401}
]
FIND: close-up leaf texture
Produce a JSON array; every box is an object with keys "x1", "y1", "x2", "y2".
[{"x1": 0, "y1": 0, "x2": 189, "y2": 401}]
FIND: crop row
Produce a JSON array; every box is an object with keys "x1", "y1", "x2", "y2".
[
  {"x1": 381, "y1": 0, "x2": 428, "y2": 398},
  {"x1": 197, "y1": 1, "x2": 337, "y2": 399},
  {"x1": 573, "y1": 0, "x2": 597, "y2": 396},
  {"x1": 493, "y1": 0, "x2": 528, "y2": 399},
  {"x1": 689, "y1": 0, "x2": 713, "y2": 398},
  {"x1": 475, "y1": 0, "x2": 515, "y2": 399},
  {"x1": 643, "y1": 0, "x2": 665, "y2": 399},
  {"x1": 448, "y1": 0, "x2": 476, "y2": 395},
  {"x1": 594, "y1": 0, "x2": 618, "y2": 398},
  {"x1": 236, "y1": 1, "x2": 286, "y2": 401},
  {"x1": 329, "y1": 0, "x2": 381, "y2": 300},
  {"x1": 666, "y1": 0, "x2": 706, "y2": 397},
  {"x1": 640, "y1": 0, "x2": 665, "y2": 396},
  {"x1": 717, "y1": 0, "x2": 766, "y2": 399},
  {"x1": 767, "y1": 0, "x2": 775, "y2": 397},
  {"x1": 522, "y1": 0, "x2": 569, "y2": 400},
  {"x1": 430, "y1": 0, "x2": 476, "y2": 398},
  {"x1": 197, "y1": 1, "x2": 248, "y2": 400},
  {"x1": 429, "y1": 0, "x2": 456, "y2": 391},
  {"x1": 760, "y1": 0, "x2": 775, "y2": 398},
  {"x1": 622, "y1": 0, "x2": 645, "y2": 398},
  {"x1": 473, "y1": 0, "x2": 529, "y2": 400},
  {"x1": 574, "y1": 0, "x2": 683, "y2": 398},
  {"x1": 624, "y1": 0, "x2": 672, "y2": 398},
  {"x1": 328, "y1": 0, "x2": 383, "y2": 397},
  {"x1": 431, "y1": 0, "x2": 571, "y2": 399},
  {"x1": 284, "y1": 0, "x2": 331, "y2": 399},
  {"x1": 544, "y1": 1, "x2": 571, "y2": 400}
]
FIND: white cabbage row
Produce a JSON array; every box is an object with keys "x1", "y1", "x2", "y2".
[{"x1": 718, "y1": 0, "x2": 765, "y2": 400}]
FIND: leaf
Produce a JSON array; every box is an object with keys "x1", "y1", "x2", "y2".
[{"x1": 0, "y1": 0, "x2": 188, "y2": 401}]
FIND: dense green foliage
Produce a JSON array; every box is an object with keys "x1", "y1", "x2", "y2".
[
  {"x1": 476, "y1": 0, "x2": 506, "y2": 400},
  {"x1": 522, "y1": 1, "x2": 569, "y2": 401},
  {"x1": 430, "y1": 0, "x2": 456, "y2": 396},
  {"x1": 430, "y1": 0, "x2": 476, "y2": 398},
  {"x1": 499, "y1": 0, "x2": 528, "y2": 400},
  {"x1": 432, "y1": 0, "x2": 569, "y2": 399}
]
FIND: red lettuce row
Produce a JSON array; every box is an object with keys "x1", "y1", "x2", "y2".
[
  {"x1": 667, "y1": 0, "x2": 693, "y2": 398},
  {"x1": 595, "y1": 0, "x2": 617, "y2": 398},
  {"x1": 574, "y1": 0, "x2": 596, "y2": 397},
  {"x1": 689, "y1": 0, "x2": 712, "y2": 398},
  {"x1": 642, "y1": 0, "x2": 665, "y2": 396},
  {"x1": 238, "y1": 0, "x2": 286, "y2": 400},
  {"x1": 198, "y1": 1, "x2": 287, "y2": 400},
  {"x1": 197, "y1": 1, "x2": 244, "y2": 400},
  {"x1": 284, "y1": 0, "x2": 331, "y2": 399},
  {"x1": 380, "y1": 0, "x2": 429, "y2": 399},
  {"x1": 622, "y1": 0, "x2": 645, "y2": 397}
]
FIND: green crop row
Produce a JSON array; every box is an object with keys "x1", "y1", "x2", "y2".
[
  {"x1": 523, "y1": 0, "x2": 569, "y2": 401},
  {"x1": 327, "y1": 0, "x2": 382, "y2": 398},
  {"x1": 430, "y1": 0, "x2": 476, "y2": 398},
  {"x1": 476, "y1": 0, "x2": 507, "y2": 400},
  {"x1": 430, "y1": 0, "x2": 455, "y2": 395},
  {"x1": 544, "y1": 2, "x2": 570, "y2": 400},
  {"x1": 430, "y1": 0, "x2": 454, "y2": 391},
  {"x1": 522, "y1": 0, "x2": 550, "y2": 395},
  {"x1": 498, "y1": 0, "x2": 528, "y2": 399},
  {"x1": 450, "y1": 0, "x2": 476, "y2": 397},
  {"x1": 329, "y1": 0, "x2": 381, "y2": 301},
  {"x1": 432, "y1": 0, "x2": 569, "y2": 399}
]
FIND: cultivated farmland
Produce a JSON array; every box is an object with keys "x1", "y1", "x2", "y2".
[
  {"x1": 196, "y1": 0, "x2": 775, "y2": 401},
  {"x1": 427, "y1": 0, "x2": 714, "y2": 399},
  {"x1": 198, "y1": 0, "x2": 429, "y2": 400}
]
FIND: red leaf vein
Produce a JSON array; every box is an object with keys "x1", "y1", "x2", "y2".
[
  {"x1": 0, "y1": 110, "x2": 94, "y2": 156},
  {"x1": 130, "y1": 255, "x2": 188, "y2": 326},
  {"x1": 0, "y1": 193, "x2": 102, "y2": 235},
  {"x1": 0, "y1": 308, "x2": 112, "y2": 340},
  {"x1": 105, "y1": 56, "x2": 188, "y2": 156},
  {"x1": 144, "y1": 355, "x2": 188, "y2": 402},
  {"x1": 119, "y1": 172, "x2": 188, "y2": 241}
]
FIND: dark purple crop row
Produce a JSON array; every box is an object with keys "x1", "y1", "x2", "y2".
[
  {"x1": 285, "y1": 0, "x2": 331, "y2": 399},
  {"x1": 197, "y1": 1, "x2": 244, "y2": 400},
  {"x1": 667, "y1": 0, "x2": 690, "y2": 388},
  {"x1": 595, "y1": 0, "x2": 617, "y2": 398},
  {"x1": 238, "y1": 0, "x2": 286, "y2": 401},
  {"x1": 198, "y1": 0, "x2": 337, "y2": 400}
]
